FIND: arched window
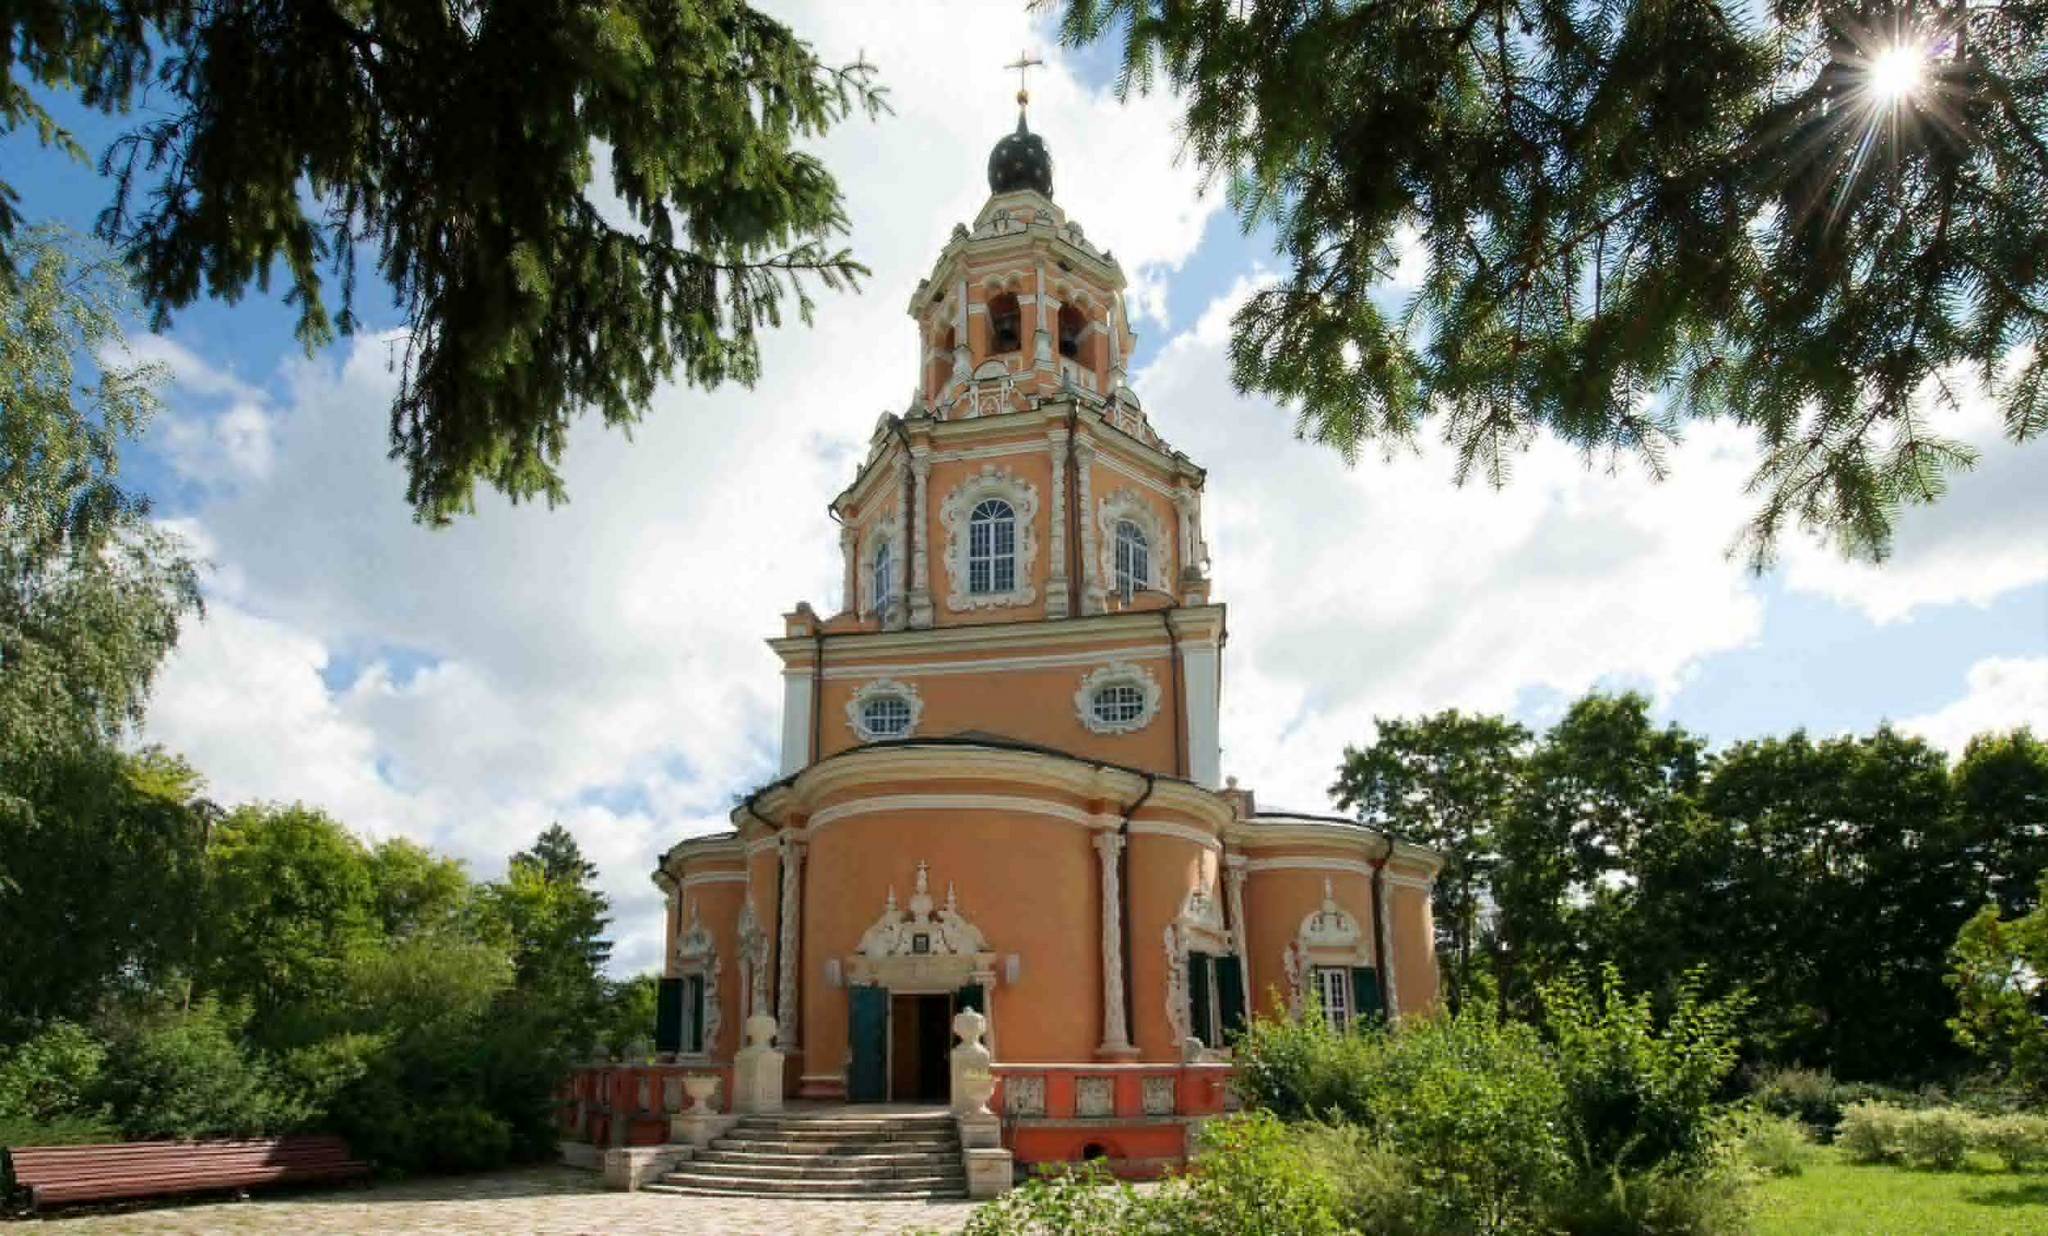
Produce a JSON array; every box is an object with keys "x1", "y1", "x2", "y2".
[
  {"x1": 968, "y1": 499, "x2": 1017, "y2": 594},
  {"x1": 1058, "y1": 303, "x2": 1087, "y2": 360},
  {"x1": 871, "y1": 538, "x2": 894, "y2": 617},
  {"x1": 987, "y1": 294, "x2": 1022, "y2": 354},
  {"x1": 1113, "y1": 519, "x2": 1149, "y2": 599}
]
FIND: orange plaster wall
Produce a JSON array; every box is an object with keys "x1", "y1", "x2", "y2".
[
  {"x1": 814, "y1": 648, "x2": 1180, "y2": 771},
  {"x1": 1390, "y1": 883, "x2": 1440, "y2": 1015},
  {"x1": 1238, "y1": 866, "x2": 1378, "y2": 1019},
  {"x1": 800, "y1": 808, "x2": 1101, "y2": 1078},
  {"x1": 677, "y1": 871, "x2": 744, "y2": 1061},
  {"x1": 1127, "y1": 830, "x2": 1220, "y2": 1058}
]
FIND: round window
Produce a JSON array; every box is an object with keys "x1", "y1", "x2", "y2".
[
  {"x1": 860, "y1": 694, "x2": 914, "y2": 738},
  {"x1": 1090, "y1": 683, "x2": 1146, "y2": 727}
]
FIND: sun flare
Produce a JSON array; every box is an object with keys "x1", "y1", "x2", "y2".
[{"x1": 1868, "y1": 43, "x2": 1927, "y2": 105}]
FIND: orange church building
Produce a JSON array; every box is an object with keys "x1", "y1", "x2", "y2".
[{"x1": 643, "y1": 101, "x2": 1442, "y2": 1176}]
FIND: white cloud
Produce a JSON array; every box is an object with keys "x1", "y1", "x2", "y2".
[
  {"x1": 134, "y1": 2, "x2": 1218, "y2": 978},
  {"x1": 1900, "y1": 657, "x2": 2048, "y2": 756},
  {"x1": 1778, "y1": 365, "x2": 2048, "y2": 623},
  {"x1": 1135, "y1": 285, "x2": 1771, "y2": 811}
]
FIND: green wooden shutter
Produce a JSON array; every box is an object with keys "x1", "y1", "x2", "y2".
[
  {"x1": 1216, "y1": 954, "x2": 1246, "y2": 1040},
  {"x1": 689, "y1": 976, "x2": 708, "y2": 1052},
  {"x1": 655, "y1": 977, "x2": 685, "y2": 1054},
  {"x1": 1352, "y1": 966, "x2": 1383, "y2": 1025},
  {"x1": 1189, "y1": 952, "x2": 1213, "y2": 1046}
]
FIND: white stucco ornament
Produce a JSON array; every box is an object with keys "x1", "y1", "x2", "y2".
[
  {"x1": 1073, "y1": 661, "x2": 1163, "y2": 735},
  {"x1": 855, "y1": 861, "x2": 990, "y2": 958},
  {"x1": 938, "y1": 463, "x2": 1040, "y2": 611},
  {"x1": 1299, "y1": 878, "x2": 1363, "y2": 951}
]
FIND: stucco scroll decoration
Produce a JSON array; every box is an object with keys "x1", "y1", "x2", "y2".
[
  {"x1": 938, "y1": 464, "x2": 1040, "y2": 611},
  {"x1": 855, "y1": 861, "x2": 989, "y2": 957},
  {"x1": 844, "y1": 678, "x2": 924, "y2": 743},
  {"x1": 1096, "y1": 485, "x2": 1172, "y2": 596},
  {"x1": 1283, "y1": 879, "x2": 1370, "y2": 1010},
  {"x1": 776, "y1": 838, "x2": 804, "y2": 1049},
  {"x1": 674, "y1": 900, "x2": 722, "y2": 1056},
  {"x1": 1178, "y1": 881, "x2": 1230, "y2": 953},
  {"x1": 1163, "y1": 922, "x2": 1192, "y2": 1046},
  {"x1": 1073, "y1": 661, "x2": 1163, "y2": 735},
  {"x1": 736, "y1": 896, "x2": 771, "y2": 1023}
]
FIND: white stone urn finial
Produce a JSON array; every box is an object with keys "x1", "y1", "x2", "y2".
[
  {"x1": 953, "y1": 1007, "x2": 988, "y2": 1052},
  {"x1": 950, "y1": 1008, "x2": 997, "y2": 1116},
  {"x1": 744, "y1": 1012, "x2": 777, "y2": 1050},
  {"x1": 682, "y1": 1073, "x2": 720, "y2": 1113}
]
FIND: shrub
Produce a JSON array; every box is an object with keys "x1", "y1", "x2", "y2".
[
  {"x1": 1748, "y1": 1065, "x2": 1840, "y2": 1132},
  {"x1": 0, "y1": 1022, "x2": 105, "y2": 1123},
  {"x1": 1838, "y1": 1101, "x2": 1912, "y2": 1163},
  {"x1": 1541, "y1": 965, "x2": 1749, "y2": 1175},
  {"x1": 1976, "y1": 1113, "x2": 2048, "y2": 1171},
  {"x1": 92, "y1": 999, "x2": 303, "y2": 1140},
  {"x1": 1229, "y1": 991, "x2": 1373, "y2": 1123},
  {"x1": 1296, "y1": 1121, "x2": 1434, "y2": 1236},
  {"x1": 1725, "y1": 1107, "x2": 1814, "y2": 1178},
  {"x1": 1542, "y1": 1158, "x2": 1753, "y2": 1236},
  {"x1": 1899, "y1": 1107, "x2": 1976, "y2": 1171},
  {"x1": 956, "y1": 1115, "x2": 1345, "y2": 1236}
]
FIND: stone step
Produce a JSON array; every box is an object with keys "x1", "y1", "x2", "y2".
[
  {"x1": 685, "y1": 1156, "x2": 966, "y2": 1181},
  {"x1": 732, "y1": 1120, "x2": 957, "y2": 1137},
  {"x1": 695, "y1": 1148, "x2": 961, "y2": 1171},
  {"x1": 710, "y1": 1136, "x2": 959, "y2": 1155},
  {"x1": 645, "y1": 1181, "x2": 969, "y2": 1202},
  {"x1": 656, "y1": 1170, "x2": 966, "y2": 1197}
]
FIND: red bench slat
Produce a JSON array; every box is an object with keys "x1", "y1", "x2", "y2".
[{"x1": 5, "y1": 1136, "x2": 370, "y2": 1211}]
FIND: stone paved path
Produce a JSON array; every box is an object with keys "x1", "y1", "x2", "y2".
[{"x1": 31, "y1": 1165, "x2": 978, "y2": 1235}]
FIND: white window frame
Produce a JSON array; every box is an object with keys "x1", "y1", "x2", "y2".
[
  {"x1": 1113, "y1": 519, "x2": 1149, "y2": 601},
  {"x1": 968, "y1": 498, "x2": 1017, "y2": 596},
  {"x1": 938, "y1": 464, "x2": 1040, "y2": 612},
  {"x1": 845, "y1": 678, "x2": 924, "y2": 742},
  {"x1": 1314, "y1": 966, "x2": 1352, "y2": 1033},
  {"x1": 871, "y1": 538, "x2": 895, "y2": 618},
  {"x1": 1095, "y1": 485, "x2": 1171, "y2": 600},
  {"x1": 1073, "y1": 661, "x2": 1163, "y2": 735}
]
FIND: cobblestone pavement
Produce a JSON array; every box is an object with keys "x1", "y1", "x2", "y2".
[{"x1": 31, "y1": 1165, "x2": 978, "y2": 1235}]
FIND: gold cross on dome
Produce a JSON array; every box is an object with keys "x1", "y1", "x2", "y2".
[{"x1": 1004, "y1": 50, "x2": 1045, "y2": 104}]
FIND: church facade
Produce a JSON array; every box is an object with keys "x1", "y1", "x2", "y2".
[{"x1": 650, "y1": 103, "x2": 1442, "y2": 1172}]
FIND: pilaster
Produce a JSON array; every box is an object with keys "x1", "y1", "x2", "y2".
[
  {"x1": 908, "y1": 446, "x2": 934, "y2": 628},
  {"x1": 1094, "y1": 830, "x2": 1133, "y2": 1055},
  {"x1": 776, "y1": 836, "x2": 806, "y2": 1050},
  {"x1": 1224, "y1": 855, "x2": 1252, "y2": 1016},
  {"x1": 1075, "y1": 437, "x2": 1105, "y2": 615},
  {"x1": 1045, "y1": 429, "x2": 1071, "y2": 619}
]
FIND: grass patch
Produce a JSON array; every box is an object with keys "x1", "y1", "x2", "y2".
[{"x1": 1755, "y1": 1144, "x2": 2048, "y2": 1235}]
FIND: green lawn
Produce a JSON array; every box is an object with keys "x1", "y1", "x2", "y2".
[{"x1": 1754, "y1": 1147, "x2": 2048, "y2": 1235}]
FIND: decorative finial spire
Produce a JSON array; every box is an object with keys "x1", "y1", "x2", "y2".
[{"x1": 1004, "y1": 49, "x2": 1044, "y2": 110}]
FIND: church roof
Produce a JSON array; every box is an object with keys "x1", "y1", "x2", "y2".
[{"x1": 987, "y1": 110, "x2": 1053, "y2": 198}]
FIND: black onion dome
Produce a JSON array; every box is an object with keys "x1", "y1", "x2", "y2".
[{"x1": 986, "y1": 111, "x2": 1053, "y2": 198}]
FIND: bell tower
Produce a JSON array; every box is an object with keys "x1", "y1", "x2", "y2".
[{"x1": 773, "y1": 72, "x2": 1224, "y2": 787}]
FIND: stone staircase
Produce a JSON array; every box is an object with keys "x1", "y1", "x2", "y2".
[{"x1": 646, "y1": 1111, "x2": 967, "y2": 1200}]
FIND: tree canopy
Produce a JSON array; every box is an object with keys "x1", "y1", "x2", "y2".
[
  {"x1": 3, "y1": 0, "x2": 885, "y2": 523},
  {"x1": 1050, "y1": 0, "x2": 2048, "y2": 565}
]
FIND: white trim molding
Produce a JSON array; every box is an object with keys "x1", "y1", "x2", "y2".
[
  {"x1": 808, "y1": 793, "x2": 1121, "y2": 834},
  {"x1": 1074, "y1": 661, "x2": 1163, "y2": 735},
  {"x1": 938, "y1": 463, "x2": 1040, "y2": 611},
  {"x1": 845, "y1": 678, "x2": 924, "y2": 743},
  {"x1": 1096, "y1": 485, "x2": 1173, "y2": 597}
]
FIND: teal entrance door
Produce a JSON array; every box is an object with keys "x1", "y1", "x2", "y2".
[{"x1": 848, "y1": 985, "x2": 888, "y2": 1101}]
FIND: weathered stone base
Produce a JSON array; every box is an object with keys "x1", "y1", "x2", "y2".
[
  {"x1": 559, "y1": 1140, "x2": 604, "y2": 1171},
  {"x1": 604, "y1": 1144, "x2": 694, "y2": 1191}
]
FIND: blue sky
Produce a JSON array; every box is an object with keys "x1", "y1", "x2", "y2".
[{"x1": 17, "y1": 2, "x2": 2044, "y2": 973}]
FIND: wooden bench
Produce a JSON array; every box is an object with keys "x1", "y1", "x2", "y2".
[{"x1": 4, "y1": 1135, "x2": 371, "y2": 1211}]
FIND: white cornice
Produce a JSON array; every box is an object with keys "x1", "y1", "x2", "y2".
[
  {"x1": 809, "y1": 793, "x2": 1120, "y2": 834},
  {"x1": 1129, "y1": 820, "x2": 1222, "y2": 851},
  {"x1": 681, "y1": 871, "x2": 748, "y2": 889},
  {"x1": 768, "y1": 607, "x2": 1223, "y2": 662},
  {"x1": 821, "y1": 644, "x2": 1169, "y2": 681}
]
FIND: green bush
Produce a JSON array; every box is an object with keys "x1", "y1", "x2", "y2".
[
  {"x1": 1541, "y1": 966, "x2": 1749, "y2": 1176},
  {"x1": 1541, "y1": 1158, "x2": 1753, "y2": 1236},
  {"x1": 0, "y1": 1111, "x2": 116, "y2": 1148},
  {"x1": 1976, "y1": 1113, "x2": 2048, "y2": 1171},
  {"x1": 1295, "y1": 1121, "x2": 1435, "y2": 1236},
  {"x1": 1748, "y1": 1065, "x2": 1840, "y2": 1132},
  {"x1": 1228, "y1": 990, "x2": 1372, "y2": 1122},
  {"x1": 956, "y1": 1114, "x2": 1345, "y2": 1236},
  {"x1": 1899, "y1": 1107, "x2": 1976, "y2": 1170},
  {"x1": 93, "y1": 1000, "x2": 303, "y2": 1140},
  {"x1": 0, "y1": 1022, "x2": 105, "y2": 1123},
  {"x1": 1838, "y1": 1101, "x2": 1912, "y2": 1163},
  {"x1": 1724, "y1": 1107, "x2": 1813, "y2": 1177}
]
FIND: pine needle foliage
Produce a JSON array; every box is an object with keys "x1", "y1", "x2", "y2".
[
  {"x1": 1047, "y1": 0, "x2": 2048, "y2": 566},
  {"x1": 3, "y1": 1, "x2": 888, "y2": 523}
]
